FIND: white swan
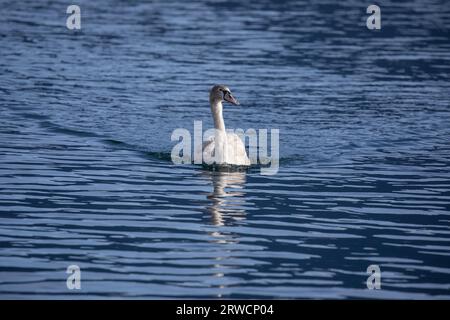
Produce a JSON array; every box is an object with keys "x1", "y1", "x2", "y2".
[{"x1": 200, "y1": 85, "x2": 251, "y2": 166}]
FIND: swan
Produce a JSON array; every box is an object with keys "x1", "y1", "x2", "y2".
[{"x1": 200, "y1": 85, "x2": 251, "y2": 167}]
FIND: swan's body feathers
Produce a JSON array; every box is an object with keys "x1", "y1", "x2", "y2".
[{"x1": 201, "y1": 132, "x2": 250, "y2": 166}]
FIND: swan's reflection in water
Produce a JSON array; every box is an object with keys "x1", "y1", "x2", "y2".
[
  {"x1": 203, "y1": 170, "x2": 249, "y2": 297},
  {"x1": 205, "y1": 170, "x2": 247, "y2": 226}
]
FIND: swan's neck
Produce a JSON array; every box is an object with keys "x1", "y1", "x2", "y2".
[{"x1": 211, "y1": 100, "x2": 226, "y2": 131}]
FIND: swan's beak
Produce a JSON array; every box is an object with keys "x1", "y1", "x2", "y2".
[{"x1": 224, "y1": 92, "x2": 240, "y2": 105}]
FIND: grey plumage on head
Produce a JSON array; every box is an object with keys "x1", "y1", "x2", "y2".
[{"x1": 209, "y1": 84, "x2": 239, "y2": 106}]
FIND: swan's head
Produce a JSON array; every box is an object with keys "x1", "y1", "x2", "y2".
[{"x1": 209, "y1": 84, "x2": 240, "y2": 106}]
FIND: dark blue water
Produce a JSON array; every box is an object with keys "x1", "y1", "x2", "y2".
[{"x1": 1, "y1": 0, "x2": 450, "y2": 299}]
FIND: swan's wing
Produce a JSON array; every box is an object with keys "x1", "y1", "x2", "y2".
[
  {"x1": 191, "y1": 136, "x2": 214, "y2": 164},
  {"x1": 198, "y1": 133, "x2": 251, "y2": 166},
  {"x1": 226, "y1": 133, "x2": 251, "y2": 166},
  {"x1": 202, "y1": 136, "x2": 215, "y2": 164},
  {"x1": 203, "y1": 136, "x2": 214, "y2": 151}
]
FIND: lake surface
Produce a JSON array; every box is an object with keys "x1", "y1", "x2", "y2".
[{"x1": 1, "y1": 0, "x2": 450, "y2": 299}]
